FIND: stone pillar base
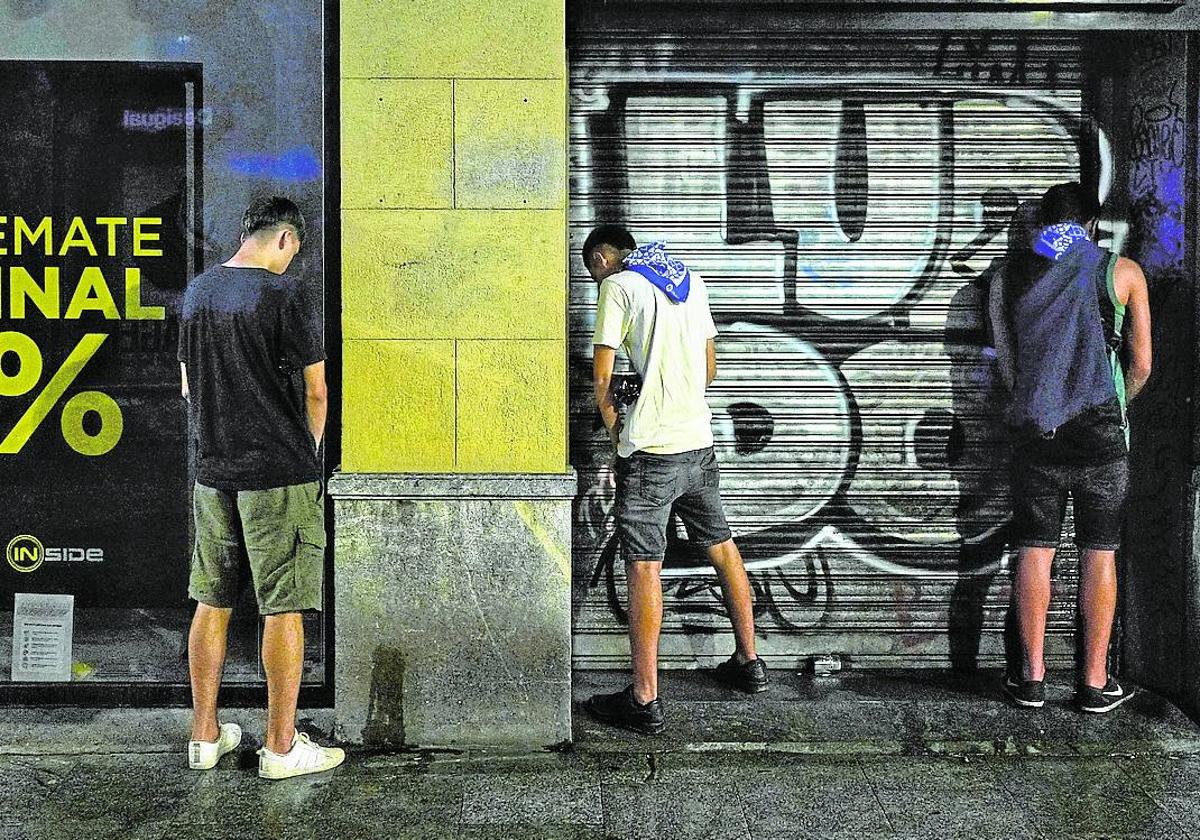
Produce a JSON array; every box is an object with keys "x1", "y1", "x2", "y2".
[{"x1": 329, "y1": 472, "x2": 576, "y2": 748}]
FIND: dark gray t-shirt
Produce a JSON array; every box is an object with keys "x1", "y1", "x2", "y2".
[{"x1": 178, "y1": 265, "x2": 324, "y2": 491}]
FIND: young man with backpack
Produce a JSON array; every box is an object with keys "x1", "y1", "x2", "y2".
[
  {"x1": 992, "y1": 183, "x2": 1152, "y2": 713},
  {"x1": 582, "y1": 224, "x2": 767, "y2": 735}
]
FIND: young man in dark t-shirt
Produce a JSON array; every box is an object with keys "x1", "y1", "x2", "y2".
[{"x1": 179, "y1": 197, "x2": 343, "y2": 779}]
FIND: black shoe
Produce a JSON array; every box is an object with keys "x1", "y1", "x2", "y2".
[
  {"x1": 1076, "y1": 677, "x2": 1136, "y2": 713},
  {"x1": 714, "y1": 654, "x2": 769, "y2": 694},
  {"x1": 1003, "y1": 674, "x2": 1046, "y2": 708},
  {"x1": 584, "y1": 685, "x2": 665, "y2": 735}
]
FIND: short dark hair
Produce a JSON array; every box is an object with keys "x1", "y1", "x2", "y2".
[
  {"x1": 581, "y1": 224, "x2": 636, "y2": 267},
  {"x1": 242, "y1": 196, "x2": 306, "y2": 244},
  {"x1": 1038, "y1": 182, "x2": 1100, "y2": 227}
]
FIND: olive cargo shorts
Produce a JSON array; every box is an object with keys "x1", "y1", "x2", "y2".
[{"x1": 189, "y1": 481, "x2": 326, "y2": 614}]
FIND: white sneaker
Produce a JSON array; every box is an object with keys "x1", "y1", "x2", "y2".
[
  {"x1": 257, "y1": 730, "x2": 345, "y2": 780},
  {"x1": 188, "y1": 722, "x2": 243, "y2": 770}
]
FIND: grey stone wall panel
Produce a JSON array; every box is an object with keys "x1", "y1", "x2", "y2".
[{"x1": 331, "y1": 473, "x2": 575, "y2": 747}]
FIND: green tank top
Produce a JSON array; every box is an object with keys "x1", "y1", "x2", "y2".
[
  {"x1": 1102, "y1": 253, "x2": 1129, "y2": 448},
  {"x1": 1103, "y1": 253, "x2": 1127, "y2": 411}
]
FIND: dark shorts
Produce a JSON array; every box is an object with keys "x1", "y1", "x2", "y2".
[
  {"x1": 189, "y1": 481, "x2": 326, "y2": 614},
  {"x1": 1009, "y1": 455, "x2": 1130, "y2": 552},
  {"x1": 615, "y1": 446, "x2": 733, "y2": 562}
]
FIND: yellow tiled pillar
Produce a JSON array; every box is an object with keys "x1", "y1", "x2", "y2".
[
  {"x1": 340, "y1": 0, "x2": 567, "y2": 474},
  {"x1": 333, "y1": 1, "x2": 573, "y2": 748}
]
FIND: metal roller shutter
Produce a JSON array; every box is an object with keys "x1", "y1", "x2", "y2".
[{"x1": 569, "y1": 30, "x2": 1086, "y2": 669}]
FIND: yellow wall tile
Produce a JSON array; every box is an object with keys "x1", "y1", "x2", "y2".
[
  {"x1": 343, "y1": 339, "x2": 455, "y2": 472},
  {"x1": 342, "y1": 209, "x2": 565, "y2": 340},
  {"x1": 341, "y1": 0, "x2": 565, "y2": 80},
  {"x1": 455, "y1": 79, "x2": 566, "y2": 210},
  {"x1": 456, "y1": 339, "x2": 566, "y2": 473},
  {"x1": 342, "y1": 80, "x2": 452, "y2": 208}
]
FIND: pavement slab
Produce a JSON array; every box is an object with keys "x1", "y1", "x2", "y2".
[
  {"x1": 862, "y1": 754, "x2": 1004, "y2": 792},
  {"x1": 993, "y1": 758, "x2": 1188, "y2": 839},
  {"x1": 0, "y1": 758, "x2": 73, "y2": 828},
  {"x1": 461, "y1": 771, "x2": 603, "y2": 827},
  {"x1": 1146, "y1": 794, "x2": 1200, "y2": 837},
  {"x1": 603, "y1": 780, "x2": 752, "y2": 840},
  {"x1": 27, "y1": 754, "x2": 206, "y2": 840},
  {"x1": 874, "y1": 787, "x2": 1038, "y2": 840},
  {"x1": 659, "y1": 755, "x2": 895, "y2": 840},
  {"x1": 1119, "y1": 755, "x2": 1200, "y2": 793},
  {"x1": 459, "y1": 828, "x2": 610, "y2": 840},
  {"x1": 1011, "y1": 790, "x2": 1187, "y2": 840},
  {"x1": 310, "y1": 766, "x2": 464, "y2": 839}
]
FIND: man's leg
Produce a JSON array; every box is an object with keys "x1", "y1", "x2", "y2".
[
  {"x1": 674, "y1": 448, "x2": 759, "y2": 665},
  {"x1": 706, "y1": 539, "x2": 757, "y2": 663},
  {"x1": 1078, "y1": 549, "x2": 1117, "y2": 688},
  {"x1": 628, "y1": 560, "x2": 664, "y2": 704},
  {"x1": 1007, "y1": 454, "x2": 1068, "y2": 686},
  {"x1": 1012, "y1": 546, "x2": 1056, "y2": 682},
  {"x1": 189, "y1": 603, "x2": 232, "y2": 742},
  {"x1": 258, "y1": 605, "x2": 346, "y2": 774},
  {"x1": 612, "y1": 454, "x2": 673, "y2": 705},
  {"x1": 187, "y1": 484, "x2": 242, "y2": 744},
  {"x1": 1072, "y1": 451, "x2": 1129, "y2": 692},
  {"x1": 584, "y1": 455, "x2": 673, "y2": 733},
  {"x1": 235, "y1": 482, "x2": 342, "y2": 776},
  {"x1": 262, "y1": 612, "x2": 305, "y2": 754}
]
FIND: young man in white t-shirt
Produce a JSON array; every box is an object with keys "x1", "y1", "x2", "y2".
[{"x1": 582, "y1": 224, "x2": 766, "y2": 735}]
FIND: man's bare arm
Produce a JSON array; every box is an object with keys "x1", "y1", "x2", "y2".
[
  {"x1": 180, "y1": 362, "x2": 189, "y2": 399},
  {"x1": 303, "y1": 360, "x2": 328, "y2": 450},
  {"x1": 706, "y1": 338, "x2": 717, "y2": 387},
  {"x1": 593, "y1": 345, "x2": 620, "y2": 446},
  {"x1": 986, "y1": 263, "x2": 1016, "y2": 393},
  {"x1": 1117, "y1": 257, "x2": 1152, "y2": 402}
]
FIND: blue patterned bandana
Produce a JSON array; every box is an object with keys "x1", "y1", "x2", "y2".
[
  {"x1": 623, "y1": 242, "x2": 691, "y2": 303},
  {"x1": 1033, "y1": 222, "x2": 1091, "y2": 261}
]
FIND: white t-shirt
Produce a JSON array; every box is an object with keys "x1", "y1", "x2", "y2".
[{"x1": 593, "y1": 268, "x2": 718, "y2": 458}]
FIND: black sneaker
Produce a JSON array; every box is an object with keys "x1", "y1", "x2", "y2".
[
  {"x1": 714, "y1": 654, "x2": 769, "y2": 694},
  {"x1": 1076, "y1": 678, "x2": 1136, "y2": 714},
  {"x1": 584, "y1": 685, "x2": 665, "y2": 735},
  {"x1": 1003, "y1": 674, "x2": 1046, "y2": 708}
]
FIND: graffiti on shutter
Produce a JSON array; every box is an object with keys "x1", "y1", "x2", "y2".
[{"x1": 569, "y1": 33, "x2": 1086, "y2": 668}]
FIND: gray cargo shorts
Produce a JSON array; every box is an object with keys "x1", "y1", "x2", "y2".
[{"x1": 614, "y1": 446, "x2": 733, "y2": 562}]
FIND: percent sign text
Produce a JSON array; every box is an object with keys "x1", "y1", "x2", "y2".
[{"x1": 0, "y1": 332, "x2": 123, "y2": 456}]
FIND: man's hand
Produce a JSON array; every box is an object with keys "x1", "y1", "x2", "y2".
[{"x1": 593, "y1": 345, "x2": 621, "y2": 452}]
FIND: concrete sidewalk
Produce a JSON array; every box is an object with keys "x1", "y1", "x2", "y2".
[
  {"x1": 6, "y1": 748, "x2": 1200, "y2": 839},
  {"x1": 3, "y1": 669, "x2": 1200, "y2": 839}
]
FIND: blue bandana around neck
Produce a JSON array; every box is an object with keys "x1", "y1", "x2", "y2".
[
  {"x1": 1033, "y1": 222, "x2": 1091, "y2": 262},
  {"x1": 622, "y1": 242, "x2": 691, "y2": 303}
]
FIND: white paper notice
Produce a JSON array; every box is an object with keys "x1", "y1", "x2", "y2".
[{"x1": 11, "y1": 593, "x2": 74, "y2": 682}]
